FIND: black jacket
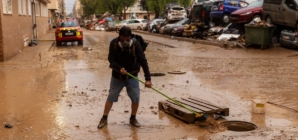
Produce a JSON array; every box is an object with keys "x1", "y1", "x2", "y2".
[{"x1": 108, "y1": 37, "x2": 151, "y2": 81}]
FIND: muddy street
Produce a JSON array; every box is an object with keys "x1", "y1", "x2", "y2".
[{"x1": 0, "y1": 29, "x2": 298, "y2": 139}]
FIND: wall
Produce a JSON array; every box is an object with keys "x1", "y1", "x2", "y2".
[{"x1": 0, "y1": 0, "x2": 49, "y2": 62}]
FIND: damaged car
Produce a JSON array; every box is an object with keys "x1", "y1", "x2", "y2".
[
  {"x1": 164, "y1": 4, "x2": 187, "y2": 21},
  {"x1": 210, "y1": 0, "x2": 249, "y2": 24},
  {"x1": 230, "y1": 0, "x2": 263, "y2": 24}
]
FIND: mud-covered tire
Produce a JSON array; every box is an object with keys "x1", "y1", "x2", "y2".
[
  {"x1": 56, "y1": 41, "x2": 62, "y2": 46},
  {"x1": 223, "y1": 14, "x2": 230, "y2": 24},
  {"x1": 78, "y1": 40, "x2": 83, "y2": 45}
]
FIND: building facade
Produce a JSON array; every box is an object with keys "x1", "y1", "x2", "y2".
[
  {"x1": 72, "y1": 0, "x2": 83, "y2": 20},
  {"x1": 0, "y1": 0, "x2": 50, "y2": 62},
  {"x1": 47, "y1": 0, "x2": 65, "y2": 29},
  {"x1": 124, "y1": 1, "x2": 154, "y2": 20}
]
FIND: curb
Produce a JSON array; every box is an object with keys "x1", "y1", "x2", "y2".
[
  {"x1": 39, "y1": 40, "x2": 55, "y2": 42},
  {"x1": 133, "y1": 30, "x2": 222, "y2": 47}
]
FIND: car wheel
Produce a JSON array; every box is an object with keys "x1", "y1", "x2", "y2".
[
  {"x1": 105, "y1": 27, "x2": 109, "y2": 32},
  {"x1": 296, "y1": 23, "x2": 298, "y2": 31},
  {"x1": 78, "y1": 40, "x2": 83, "y2": 45},
  {"x1": 265, "y1": 16, "x2": 272, "y2": 24},
  {"x1": 223, "y1": 14, "x2": 230, "y2": 24},
  {"x1": 56, "y1": 41, "x2": 61, "y2": 46},
  {"x1": 137, "y1": 26, "x2": 142, "y2": 30}
]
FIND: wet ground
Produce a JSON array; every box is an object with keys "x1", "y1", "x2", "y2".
[{"x1": 0, "y1": 29, "x2": 298, "y2": 139}]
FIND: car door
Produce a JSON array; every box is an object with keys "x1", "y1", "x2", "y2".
[
  {"x1": 125, "y1": 20, "x2": 132, "y2": 28},
  {"x1": 283, "y1": 0, "x2": 298, "y2": 27}
]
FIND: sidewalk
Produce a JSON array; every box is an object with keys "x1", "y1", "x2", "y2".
[{"x1": 0, "y1": 30, "x2": 55, "y2": 65}]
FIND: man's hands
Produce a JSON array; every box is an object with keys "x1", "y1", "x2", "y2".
[
  {"x1": 120, "y1": 68, "x2": 127, "y2": 75},
  {"x1": 145, "y1": 81, "x2": 152, "y2": 88},
  {"x1": 120, "y1": 67, "x2": 152, "y2": 88}
]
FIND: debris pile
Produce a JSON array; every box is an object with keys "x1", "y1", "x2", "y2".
[{"x1": 247, "y1": 17, "x2": 274, "y2": 27}]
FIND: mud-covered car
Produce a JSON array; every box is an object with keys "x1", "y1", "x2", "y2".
[
  {"x1": 164, "y1": 4, "x2": 187, "y2": 21},
  {"x1": 115, "y1": 19, "x2": 148, "y2": 30},
  {"x1": 55, "y1": 18, "x2": 83, "y2": 46}
]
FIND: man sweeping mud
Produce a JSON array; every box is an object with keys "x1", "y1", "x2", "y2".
[{"x1": 98, "y1": 26, "x2": 152, "y2": 129}]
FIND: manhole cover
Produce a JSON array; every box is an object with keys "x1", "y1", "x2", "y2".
[
  {"x1": 220, "y1": 121, "x2": 257, "y2": 132},
  {"x1": 167, "y1": 71, "x2": 186, "y2": 74},
  {"x1": 150, "y1": 73, "x2": 166, "y2": 76}
]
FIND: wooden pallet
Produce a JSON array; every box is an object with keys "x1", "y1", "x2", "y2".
[{"x1": 158, "y1": 97, "x2": 229, "y2": 123}]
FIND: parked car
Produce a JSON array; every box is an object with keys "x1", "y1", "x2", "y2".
[
  {"x1": 171, "y1": 25, "x2": 186, "y2": 36},
  {"x1": 115, "y1": 19, "x2": 148, "y2": 30},
  {"x1": 263, "y1": 0, "x2": 298, "y2": 30},
  {"x1": 164, "y1": 4, "x2": 187, "y2": 21},
  {"x1": 55, "y1": 18, "x2": 83, "y2": 46},
  {"x1": 148, "y1": 18, "x2": 165, "y2": 32},
  {"x1": 190, "y1": 0, "x2": 218, "y2": 28},
  {"x1": 280, "y1": 30, "x2": 298, "y2": 49},
  {"x1": 105, "y1": 21, "x2": 117, "y2": 31},
  {"x1": 151, "y1": 20, "x2": 167, "y2": 33},
  {"x1": 230, "y1": 0, "x2": 263, "y2": 24},
  {"x1": 210, "y1": 0, "x2": 249, "y2": 24},
  {"x1": 163, "y1": 18, "x2": 191, "y2": 35}
]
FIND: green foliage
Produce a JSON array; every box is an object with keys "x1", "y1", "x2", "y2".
[{"x1": 80, "y1": 0, "x2": 100, "y2": 16}]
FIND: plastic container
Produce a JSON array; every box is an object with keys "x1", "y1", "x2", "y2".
[
  {"x1": 252, "y1": 96, "x2": 267, "y2": 114},
  {"x1": 245, "y1": 25, "x2": 275, "y2": 49}
]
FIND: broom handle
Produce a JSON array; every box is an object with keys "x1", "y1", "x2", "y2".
[{"x1": 127, "y1": 73, "x2": 202, "y2": 117}]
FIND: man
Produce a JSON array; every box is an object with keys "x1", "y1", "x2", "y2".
[{"x1": 98, "y1": 26, "x2": 152, "y2": 129}]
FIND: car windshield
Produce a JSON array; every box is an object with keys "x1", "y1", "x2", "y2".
[
  {"x1": 247, "y1": 0, "x2": 263, "y2": 7},
  {"x1": 58, "y1": 21, "x2": 78, "y2": 27}
]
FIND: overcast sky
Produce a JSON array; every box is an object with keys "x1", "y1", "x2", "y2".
[{"x1": 65, "y1": 0, "x2": 76, "y2": 15}]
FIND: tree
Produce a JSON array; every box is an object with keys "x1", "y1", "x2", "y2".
[
  {"x1": 120, "y1": 0, "x2": 136, "y2": 19},
  {"x1": 80, "y1": 0, "x2": 100, "y2": 16},
  {"x1": 146, "y1": 0, "x2": 161, "y2": 18},
  {"x1": 98, "y1": 0, "x2": 122, "y2": 15}
]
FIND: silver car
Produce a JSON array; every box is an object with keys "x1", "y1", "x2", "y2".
[
  {"x1": 280, "y1": 30, "x2": 298, "y2": 49},
  {"x1": 115, "y1": 19, "x2": 148, "y2": 30}
]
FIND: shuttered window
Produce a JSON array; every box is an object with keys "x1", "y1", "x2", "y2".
[
  {"x1": 28, "y1": 0, "x2": 31, "y2": 15},
  {"x1": 23, "y1": 0, "x2": 27, "y2": 15},
  {"x1": 18, "y1": 0, "x2": 27, "y2": 15},
  {"x1": 18, "y1": 0, "x2": 22, "y2": 15},
  {"x1": 3, "y1": 0, "x2": 13, "y2": 14},
  {"x1": 35, "y1": 2, "x2": 40, "y2": 16}
]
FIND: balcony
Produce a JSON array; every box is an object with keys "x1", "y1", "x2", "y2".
[{"x1": 40, "y1": 0, "x2": 51, "y2": 3}]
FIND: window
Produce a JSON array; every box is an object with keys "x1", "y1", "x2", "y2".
[
  {"x1": 35, "y1": 2, "x2": 40, "y2": 16},
  {"x1": 23, "y1": 0, "x2": 27, "y2": 15},
  {"x1": 134, "y1": 20, "x2": 140, "y2": 23},
  {"x1": 42, "y1": 4, "x2": 47, "y2": 17},
  {"x1": 264, "y1": 0, "x2": 282, "y2": 5},
  {"x1": 18, "y1": 0, "x2": 22, "y2": 15},
  {"x1": 228, "y1": 0, "x2": 239, "y2": 6},
  {"x1": 18, "y1": 0, "x2": 27, "y2": 15},
  {"x1": 285, "y1": 0, "x2": 298, "y2": 10},
  {"x1": 28, "y1": 0, "x2": 31, "y2": 15},
  {"x1": 3, "y1": 0, "x2": 13, "y2": 14}
]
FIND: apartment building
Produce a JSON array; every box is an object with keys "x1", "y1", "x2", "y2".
[
  {"x1": 72, "y1": 0, "x2": 83, "y2": 20},
  {"x1": 0, "y1": 0, "x2": 50, "y2": 62}
]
